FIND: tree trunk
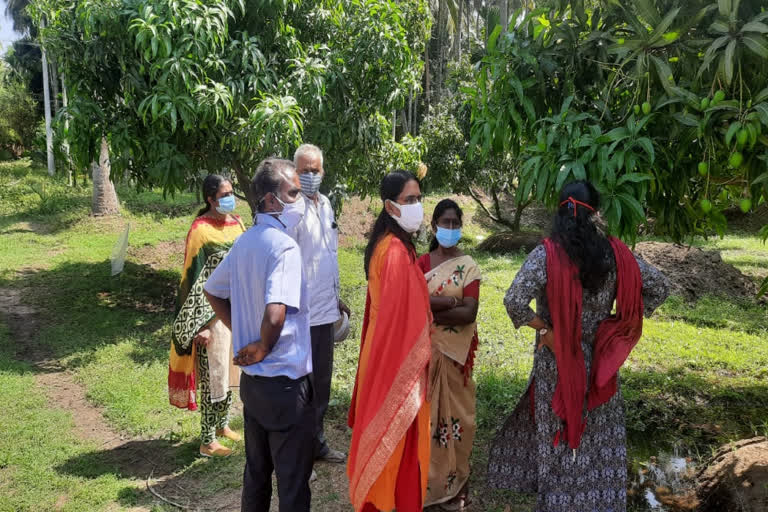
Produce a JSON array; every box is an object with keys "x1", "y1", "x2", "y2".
[
  {"x1": 40, "y1": 18, "x2": 55, "y2": 177},
  {"x1": 233, "y1": 160, "x2": 258, "y2": 217},
  {"x1": 62, "y1": 74, "x2": 72, "y2": 186},
  {"x1": 50, "y1": 59, "x2": 60, "y2": 114},
  {"x1": 424, "y1": 42, "x2": 430, "y2": 112},
  {"x1": 455, "y1": 0, "x2": 463, "y2": 61},
  {"x1": 501, "y1": 0, "x2": 509, "y2": 33},
  {"x1": 436, "y1": 0, "x2": 445, "y2": 104},
  {"x1": 91, "y1": 136, "x2": 120, "y2": 216}
]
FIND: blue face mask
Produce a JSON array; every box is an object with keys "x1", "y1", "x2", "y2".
[
  {"x1": 215, "y1": 194, "x2": 236, "y2": 214},
  {"x1": 436, "y1": 227, "x2": 462, "y2": 248}
]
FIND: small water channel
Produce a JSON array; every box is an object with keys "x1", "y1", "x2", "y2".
[{"x1": 628, "y1": 449, "x2": 699, "y2": 511}]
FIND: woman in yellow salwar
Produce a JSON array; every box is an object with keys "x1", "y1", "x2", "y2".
[
  {"x1": 347, "y1": 171, "x2": 432, "y2": 512},
  {"x1": 168, "y1": 175, "x2": 245, "y2": 458},
  {"x1": 418, "y1": 199, "x2": 480, "y2": 512}
]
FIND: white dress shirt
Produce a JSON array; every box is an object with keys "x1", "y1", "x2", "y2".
[
  {"x1": 290, "y1": 193, "x2": 341, "y2": 327},
  {"x1": 204, "y1": 214, "x2": 312, "y2": 380}
]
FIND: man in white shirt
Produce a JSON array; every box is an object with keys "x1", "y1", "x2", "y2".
[
  {"x1": 291, "y1": 144, "x2": 350, "y2": 464},
  {"x1": 204, "y1": 158, "x2": 314, "y2": 511}
]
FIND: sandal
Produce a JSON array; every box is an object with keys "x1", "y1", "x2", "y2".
[{"x1": 440, "y1": 494, "x2": 471, "y2": 511}]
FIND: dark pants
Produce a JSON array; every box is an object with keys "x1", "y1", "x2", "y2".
[
  {"x1": 240, "y1": 373, "x2": 314, "y2": 512},
  {"x1": 309, "y1": 323, "x2": 334, "y2": 458}
]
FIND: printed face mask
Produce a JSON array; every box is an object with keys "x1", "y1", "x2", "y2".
[
  {"x1": 215, "y1": 194, "x2": 236, "y2": 214},
  {"x1": 436, "y1": 227, "x2": 461, "y2": 248},
  {"x1": 274, "y1": 193, "x2": 306, "y2": 229},
  {"x1": 387, "y1": 200, "x2": 424, "y2": 233},
  {"x1": 299, "y1": 173, "x2": 323, "y2": 197}
]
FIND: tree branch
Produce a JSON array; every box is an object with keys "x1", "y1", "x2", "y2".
[{"x1": 466, "y1": 186, "x2": 516, "y2": 230}]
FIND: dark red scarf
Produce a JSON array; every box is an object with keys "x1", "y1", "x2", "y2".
[{"x1": 543, "y1": 236, "x2": 643, "y2": 450}]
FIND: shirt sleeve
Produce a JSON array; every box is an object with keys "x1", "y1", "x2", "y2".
[
  {"x1": 463, "y1": 279, "x2": 480, "y2": 300},
  {"x1": 203, "y1": 251, "x2": 233, "y2": 299},
  {"x1": 416, "y1": 253, "x2": 431, "y2": 274},
  {"x1": 504, "y1": 244, "x2": 547, "y2": 329},
  {"x1": 265, "y1": 243, "x2": 302, "y2": 311},
  {"x1": 634, "y1": 254, "x2": 671, "y2": 317}
]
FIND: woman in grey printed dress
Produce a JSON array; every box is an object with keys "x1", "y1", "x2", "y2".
[{"x1": 487, "y1": 181, "x2": 670, "y2": 512}]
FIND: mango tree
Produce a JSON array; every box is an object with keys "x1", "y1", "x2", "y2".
[
  {"x1": 32, "y1": 0, "x2": 430, "y2": 215},
  {"x1": 466, "y1": 0, "x2": 768, "y2": 250}
]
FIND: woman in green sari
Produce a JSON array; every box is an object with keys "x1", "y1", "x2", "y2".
[{"x1": 168, "y1": 175, "x2": 246, "y2": 457}]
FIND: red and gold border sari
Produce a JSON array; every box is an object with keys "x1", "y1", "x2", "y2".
[{"x1": 347, "y1": 234, "x2": 432, "y2": 512}]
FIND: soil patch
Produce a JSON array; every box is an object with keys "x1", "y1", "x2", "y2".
[
  {"x1": 144, "y1": 420, "x2": 354, "y2": 511},
  {"x1": 128, "y1": 240, "x2": 185, "y2": 272},
  {"x1": 476, "y1": 231, "x2": 544, "y2": 254},
  {"x1": 696, "y1": 436, "x2": 768, "y2": 512},
  {"x1": 336, "y1": 197, "x2": 376, "y2": 248},
  {"x1": 634, "y1": 242, "x2": 758, "y2": 302}
]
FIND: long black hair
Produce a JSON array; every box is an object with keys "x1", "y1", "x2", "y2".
[
  {"x1": 428, "y1": 199, "x2": 463, "y2": 252},
  {"x1": 551, "y1": 181, "x2": 613, "y2": 292},
  {"x1": 364, "y1": 170, "x2": 419, "y2": 279},
  {"x1": 197, "y1": 174, "x2": 227, "y2": 217}
]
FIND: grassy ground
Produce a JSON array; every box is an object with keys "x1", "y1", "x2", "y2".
[{"x1": 0, "y1": 159, "x2": 766, "y2": 511}]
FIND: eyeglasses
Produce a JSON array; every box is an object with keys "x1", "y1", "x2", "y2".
[{"x1": 397, "y1": 194, "x2": 423, "y2": 205}]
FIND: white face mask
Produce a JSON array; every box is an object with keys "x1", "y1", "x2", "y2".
[
  {"x1": 387, "y1": 200, "x2": 423, "y2": 233},
  {"x1": 273, "y1": 193, "x2": 306, "y2": 229}
]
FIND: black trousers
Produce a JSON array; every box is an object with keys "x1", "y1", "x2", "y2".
[
  {"x1": 240, "y1": 373, "x2": 315, "y2": 512},
  {"x1": 309, "y1": 323, "x2": 334, "y2": 458}
]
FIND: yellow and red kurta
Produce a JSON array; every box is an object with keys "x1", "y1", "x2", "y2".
[
  {"x1": 168, "y1": 215, "x2": 244, "y2": 410},
  {"x1": 347, "y1": 234, "x2": 432, "y2": 512}
]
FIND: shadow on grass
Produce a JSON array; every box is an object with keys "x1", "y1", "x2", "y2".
[
  {"x1": 119, "y1": 187, "x2": 200, "y2": 223},
  {"x1": 55, "y1": 439, "x2": 200, "y2": 481},
  {"x1": 0, "y1": 260, "x2": 177, "y2": 371},
  {"x1": 623, "y1": 366, "x2": 768, "y2": 453}
]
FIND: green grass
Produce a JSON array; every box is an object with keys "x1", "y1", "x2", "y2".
[{"x1": 1, "y1": 159, "x2": 767, "y2": 510}]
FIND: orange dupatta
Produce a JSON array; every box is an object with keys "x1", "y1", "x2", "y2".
[{"x1": 347, "y1": 234, "x2": 432, "y2": 511}]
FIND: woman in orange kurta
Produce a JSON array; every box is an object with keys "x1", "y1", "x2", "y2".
[{"x1": 347, "y1": 171, "x2": 432, "y2": 512}]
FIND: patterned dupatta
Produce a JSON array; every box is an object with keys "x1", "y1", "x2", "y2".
[{"x1": 168, "y1": 216, "x2": 244, "y2": 410}]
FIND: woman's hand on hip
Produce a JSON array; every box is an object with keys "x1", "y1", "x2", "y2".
[
  {"x1": 537, "y1": 328, "x2": 555, "y2": 354},
  {"x1": 194, "y1": 327, "x2": 211, "y2": 347}
]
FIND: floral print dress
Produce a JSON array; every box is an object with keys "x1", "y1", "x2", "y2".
[{"x1": 487, "y1": 244, "x2": 670, "y2": 512}]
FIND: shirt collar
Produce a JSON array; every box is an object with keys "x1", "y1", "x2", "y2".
[{"x1": 255, "y1": 213, "x2": 286, "y2": 230}]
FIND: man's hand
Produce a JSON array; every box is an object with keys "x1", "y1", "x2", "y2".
[
  {"x1": 233, "y1": 341, "x2": 270, "y2": 366},
  {"x1": 339, "y1": 299, "x2": 351, "y2": 318},
  {"x1": 194, "y1": 327, "x2": 212, "y2": 347}
]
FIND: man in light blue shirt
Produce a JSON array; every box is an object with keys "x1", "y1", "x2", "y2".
[{"x1": 204, "y1": 158, "x2": 314, "y2": 512}]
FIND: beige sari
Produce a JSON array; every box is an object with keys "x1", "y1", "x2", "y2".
[{"x1": 424, "y1": 255, "x2": 481, "y2": 507}]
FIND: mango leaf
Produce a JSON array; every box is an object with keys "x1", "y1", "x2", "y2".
[
  {"x1": 741, "y1": 21, "x2": 768, "y2": 34},
  {"x1": 618, "y1": 192, "x2": 646, "y2": 221},
  {"x1": 697, "y1": 35, "x2": 730, "y2": 77},
  {"x1": 755, "y1": 87, "x2": 768, "y2": 103},
  {"x1": 743, "y1": 34, "x2": 768, "y2": 59},
  {"x1": 617, "y1": 172, "x2": 653, "y2": 186},
  {"x1": 723, "y1": 39, "x2": 736, "y2": 84},
  {"x1": 487, "y1": 25, "x2": 502, "y2": 53},
  {"x1": 710, "y1": 20, "x2": 730, "y2": 34},
  {"x1": 717, "y1": 0, "x2": 731, "y2": 17},
  {"x1": 725, "y1": 121, "x2": 742, "y2": 146},
  {"x1": 635, "y1": 137, "x2": 655, "y2": 162}
]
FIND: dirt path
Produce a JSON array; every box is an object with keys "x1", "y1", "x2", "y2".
[{"x1": 0, "y1": 274, "x2": 183, "y2": 510}]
